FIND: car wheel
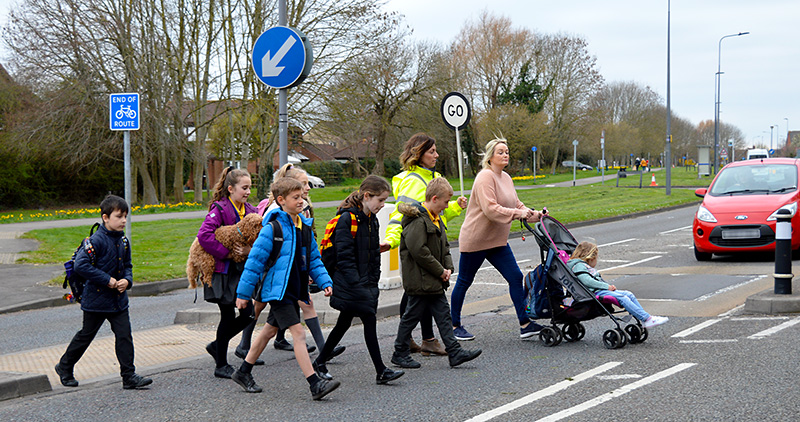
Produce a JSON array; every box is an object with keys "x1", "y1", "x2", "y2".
[{"x1": 694, "y1": 245, "x2": 712, "y2": 261}]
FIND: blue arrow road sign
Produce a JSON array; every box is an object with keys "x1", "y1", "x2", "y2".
[
  {"x1": 252, "y1": 26, "x2": 312, "y2": 89},
  {"x1": 109, "y1": 93, "x2": 139, "y2": 131},
  {"x1": 531, "y1": 146, "x2": 537, "y2": 152}
]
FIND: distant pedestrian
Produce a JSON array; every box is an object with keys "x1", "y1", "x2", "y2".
[
  {"x1": 391, "y1": 178, "x2": 482, "y2": 369},
  {"x1": 55, "y1": 195, "x2": 153, "y2": 390},
  {"x1": 312, "y1": 175, "x2": 404, "y2": 385},
  {"x1": 450, "y1": 138, "x2": 546, "y2": 341}
]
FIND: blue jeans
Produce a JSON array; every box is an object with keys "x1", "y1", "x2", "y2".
[
  {"x1": 451, "y1": 244, "x2": 529, "y2": 326},
  {"x1": 597, "y1": 290, "x2": 650, "y2": 321}
]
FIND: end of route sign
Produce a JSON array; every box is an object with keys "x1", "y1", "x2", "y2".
[{"x1": 109, "y1": 93, "x2": 140, "y2": 131}]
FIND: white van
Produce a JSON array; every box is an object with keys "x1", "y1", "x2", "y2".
[{"x1": 746, "y1": 149, "x2": 769, "y2": 160}]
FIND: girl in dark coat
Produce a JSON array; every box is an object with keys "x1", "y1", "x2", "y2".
[{"x1": 312, "y1": 175, "x2": 404, "y2": 385}]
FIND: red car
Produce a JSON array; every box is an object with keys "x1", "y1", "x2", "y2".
[{"x1": 693, "y1": 157, "x2": 799, "y2": 261}]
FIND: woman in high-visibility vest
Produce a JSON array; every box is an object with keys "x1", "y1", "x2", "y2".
[{"x1": 384, "y1": 133, "x2": 467, "y2": 356}]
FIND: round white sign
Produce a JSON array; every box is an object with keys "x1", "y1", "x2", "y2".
[{"x1": 440, "y1": 92, "x2": 471, "y2": 129}]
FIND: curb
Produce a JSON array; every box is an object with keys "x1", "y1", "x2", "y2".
[
  {"x1": 744, "y1": 279, "x2": 800, "y2": 314},
  {"x1": 0, "y1": 372, "x2": 51, "y2": 401},
  {"x1": 0, "y1": 278, "x2": 189, "y2": 315}
]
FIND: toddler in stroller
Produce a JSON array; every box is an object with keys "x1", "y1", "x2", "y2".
[{"x1": 567, "y1": 241, "x2": 669, "y2": 330}]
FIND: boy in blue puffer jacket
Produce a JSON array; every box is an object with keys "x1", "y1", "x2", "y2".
[
  {"x1": 55, "y1": 195, "x2": 152, "y2": 390},
  {"x1": 231, "y1": 178, "x2": 339, "y2": 400}
]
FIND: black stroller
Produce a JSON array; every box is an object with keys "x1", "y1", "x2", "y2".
[{"x1": 523, "y1": 215, "x2": 648, "y2": 349}]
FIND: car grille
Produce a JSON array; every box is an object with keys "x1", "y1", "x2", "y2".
[{"x1": 708, "y1": 225, "x2": 775, "y2": 247}]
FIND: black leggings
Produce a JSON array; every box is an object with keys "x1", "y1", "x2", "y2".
[
  {"x1": 214, "y1": 301, "x2": 253, "y2": 367},
  {"x1": 317, "y1": 311, "x2": 385, "y2": 374},
  {"x1": 400, "y1": 292, "x2": 434, "y2": 340}
]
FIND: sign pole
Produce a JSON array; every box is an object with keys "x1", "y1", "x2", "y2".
[
  {"x1": 124, "y1": 130, "x2": 132, "y2": 239},
  {"x1": 278, "y1": 0, "x2": 288, "y2": 167},
  {"x1": 455, "y1": 129, "x2": 464, "y2": 195}
]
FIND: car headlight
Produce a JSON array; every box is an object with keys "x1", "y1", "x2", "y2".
[
  {"x1": 696, "y1": 205, "x2": 717, "y2": 223},
  {"x1": 767, "y1": 202, "x2": 797, "y2": 221}
]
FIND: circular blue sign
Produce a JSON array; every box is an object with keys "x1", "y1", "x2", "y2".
[
  {"x1": 531, "y1": 146, "x2": 537, "y2": 152},
  {"x1": 251, "y1": 26, "x2": 313, "y2": 89}
]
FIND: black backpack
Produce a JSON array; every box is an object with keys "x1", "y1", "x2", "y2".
[{"x1": 62, "y1": 223, "x2": 102, "y2": 303}]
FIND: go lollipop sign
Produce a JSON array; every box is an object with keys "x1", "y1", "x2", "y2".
[{"x1": 440, "y1": 92, "x2": 471, "y2": 195}]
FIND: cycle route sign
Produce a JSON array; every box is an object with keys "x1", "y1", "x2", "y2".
[
  {"x1": 109, "y1": 93, "x2": 140, "y2": 131},
  {"x1": 251, "y1": 26, "x2": 313, "y2": 89}
]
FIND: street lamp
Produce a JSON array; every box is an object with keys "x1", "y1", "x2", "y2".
[{"x1": 714, "y1": 31, "x2": 749, "y2": 174}]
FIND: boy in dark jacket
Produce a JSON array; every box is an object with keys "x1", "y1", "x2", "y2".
[
  {"x1": 55, "y1": 195, "x2": 152, "y2": 390},
  {"x1": 391, "y1": 178, "x2": 482, "y2": 369}
]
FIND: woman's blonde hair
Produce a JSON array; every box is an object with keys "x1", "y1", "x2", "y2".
[
  {"x1": 480, "y1": 138, "x2": 509, "y2": 169},
  {"x1": 571, "y1": 241, "x2": 598, "y2": 262}
]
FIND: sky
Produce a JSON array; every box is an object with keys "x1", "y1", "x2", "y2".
[
  {"x1": 0, "y1": 1, "x2": 796, "y2": 150},
  {"x1": 384, "y1": 0, "x2": 800, "y2": 150}
]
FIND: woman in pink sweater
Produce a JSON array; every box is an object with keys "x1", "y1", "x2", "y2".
[{"x1": 450, "y1": 138, "x2": 546, "y2": 341}]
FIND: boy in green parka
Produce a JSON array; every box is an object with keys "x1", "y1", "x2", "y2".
[{"x1": 390, "y1": 178, "x2": 482, "y2": 369}]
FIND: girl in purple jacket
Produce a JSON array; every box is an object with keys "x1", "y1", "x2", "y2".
[{"x1": 197, "y1": 167, "x2": 260, "y2": 378}]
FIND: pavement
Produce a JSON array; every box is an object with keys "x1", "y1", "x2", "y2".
[{"x1": 2, "y1": 171, "x2": 800, "y2": 401}]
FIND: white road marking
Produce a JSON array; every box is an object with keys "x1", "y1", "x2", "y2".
[
  {"x1": 679, "y1": 339, "x2": 738, "y2": 344},
  {"x1": 598, "y1": 238, "x2": 637, "y2": 247},
  {"x1": 463, "y1": 362, "x2": 623, "y2": 422},
  {"x1": 718, "y1": 304, "x2": 744, "y2": 317},
  {"x1": 748, "y1": 316, "x2": 800, "y2": 339},
  {"x1": 601, "y1": 256, "x2": 661, "y2": 272},
  {"x1": 640, "y1": 251, "x2": 668, "y2": 254},
  {"x1": 671, "y1": 319, "x2": 723, "y2": 338},
  {"x1": 601, "y1": 259, "x2": 629, "y2": 263},
  {"x1": 660, "y1": 225, "x2": 692, "y2": 234},
  {"x1": 731, "y1": 316, "x2": 790, "y2": 321},
  {"x1": 693, "y1": 275, "x2": 767, "y2": 301},
  {"x1": 453, "y1": 259, "x2": 533, "y2": 278},
  {"x1": 535, "y1": 363, "x2": 697, "y2": 422},
  {"x1": 596, "y1": 374, "x2": 642, "y2": 380}
]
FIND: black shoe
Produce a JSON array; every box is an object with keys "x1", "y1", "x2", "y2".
[
  {"x1": 376, "y1": 368, "x2": 404, "y2": 385},
  {"x1": 273, "y1": 338, "x2": 292, "y2": 351},
  {"x1": 205, "y1": 342, "x2": 217, "y2": 364},
  {"x1": 312, "y1": 360, "x2": 333, "y2": 380},
  {"x1": 54, "y1": 364, "x2": 78, "y2": 387},
  {"x1": 449, "y1": 348, "x2": 482, "y2": 367},
  {"x1": 391, "y1": 354, "x2": 421, "y2": 369},
  {"x1": 234, "y1": 348, "x2": 265, "y2": 366},
  {"x1": 273, "y1": 338, "x2": 316, "y2": 353},
  {"x1": 122, "y1": 374, "x2": 153, "y2": 390},
  {"x1": 324, "y1": 345, "x2": 346, "y2": 362},
  {"x1": 310, "y1": 379, "x2": 340, "y2": 400},
  {"x1": 214, "y1": 364, "x2": 235, "y2": 379},
  {"x1": 232, "y1": 370, "x2": 262, "y2": 393}
]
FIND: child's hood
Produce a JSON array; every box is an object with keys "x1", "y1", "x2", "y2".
[
  {"x1": 397, "y1": 202, "x2": 425, "y2": 218},
  {"x1": 566, "y1": 258, "x2": 586, "y2": 270},
  {"x1": 263, "y1": 207, "x2": 313, "y2": 227}
]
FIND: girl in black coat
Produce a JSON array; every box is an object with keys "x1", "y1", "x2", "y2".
[{"x1": 312, "y1": 175, "x2": 404, "y2": 385}]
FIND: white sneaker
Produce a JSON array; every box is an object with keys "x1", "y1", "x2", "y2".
[{"x1": 642, "y1": 316, "x2": 669, "y2": 328}]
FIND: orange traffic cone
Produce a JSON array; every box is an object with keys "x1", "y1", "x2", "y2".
[{"x1": 650, "y1": 173, "x2": 658, "y2": 186}]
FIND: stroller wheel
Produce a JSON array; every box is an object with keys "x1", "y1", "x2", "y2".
[
  {"x1": 539, "y1": 326, "x2": 563, "y2": 347},
  {"x1": 562, "y1": 323, "x2": 586, "y2": 342},
  {"x1": 625, "y1": 324, "x2": 643, "y2": 344},
  {"x1": 602, "y1": 328, "x2": 626, "y2": 349},
  {"x1": 639, "y1": 326, "x2": 649, "y2": 343}
]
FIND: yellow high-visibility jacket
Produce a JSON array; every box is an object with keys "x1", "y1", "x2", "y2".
[{"x1": 385, "y1": 165, "x2": 464, "y2": 249}]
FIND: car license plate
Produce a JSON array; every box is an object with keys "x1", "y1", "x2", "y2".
[{"x1": 722, "y1": 229, "x2": 760, "y2": 239}]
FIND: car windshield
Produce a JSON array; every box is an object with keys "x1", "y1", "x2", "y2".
[{"x1": 709, "y1": 164, "x2": 798, "y2": 196}]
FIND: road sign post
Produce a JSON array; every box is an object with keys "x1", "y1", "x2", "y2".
[
  {"x1": 572, "y1": 140, "x2": 579, "y2": 187},
  {"x1": 109, "y1": 93, "x2": 140, "y2": 239},
  {"x1": 531, "y1": 146, "x2": 537, "y2": 183},
  {"x1": 440, "y1": 92, "x2": 471, "y2": 196},
  {"x1": 251, "y1": 23, "x2": 313, "y2": 167}
]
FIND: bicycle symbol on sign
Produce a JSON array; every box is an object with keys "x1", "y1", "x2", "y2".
[{"x1": 115, "y1": 105, "x2": 137, "y2": 119}]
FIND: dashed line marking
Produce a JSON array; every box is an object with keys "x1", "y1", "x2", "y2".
[
  {"x1": 694, "y1": 275, "x2": 767, "y2": 301},
  {"x1": 601, "y1": 256, "x2": 661, "y2": 272},
  {"x1": 679, "y1": 339, "x2": 738, "y2": 344},
  {"x1": 748, "y1": 316, "x2": 800, "y2": 339},
  {"x1": 598, "y1": 238, "x2": 637, "y2": 247},
  {"x1": 534, "y1": 363, "x2": 697, "y2": 422},
  {"x1": 463, "y1": 362, "x2": 623, "y2": 422},
  {"x1": 672, "y1": 319, "x2": 723, "y2": 338},
  {"x1": 659, "y1": 225, "x2": 692, "y2": 234}
]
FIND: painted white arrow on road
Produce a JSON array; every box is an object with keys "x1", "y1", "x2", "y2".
[{"x1": 261, "y1": 36, "x2": 296, "y2": 77}]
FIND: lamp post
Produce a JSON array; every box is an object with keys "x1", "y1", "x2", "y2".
[
  {"x1": 714, "y1": 31, "x2": 749, "y2": 174},
  {"x1": 770, "y1": 125, "x2": 775, "y2": 152},
  {"x1": 784, "y1": 117, "x2": 789, "y2": 148}
]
